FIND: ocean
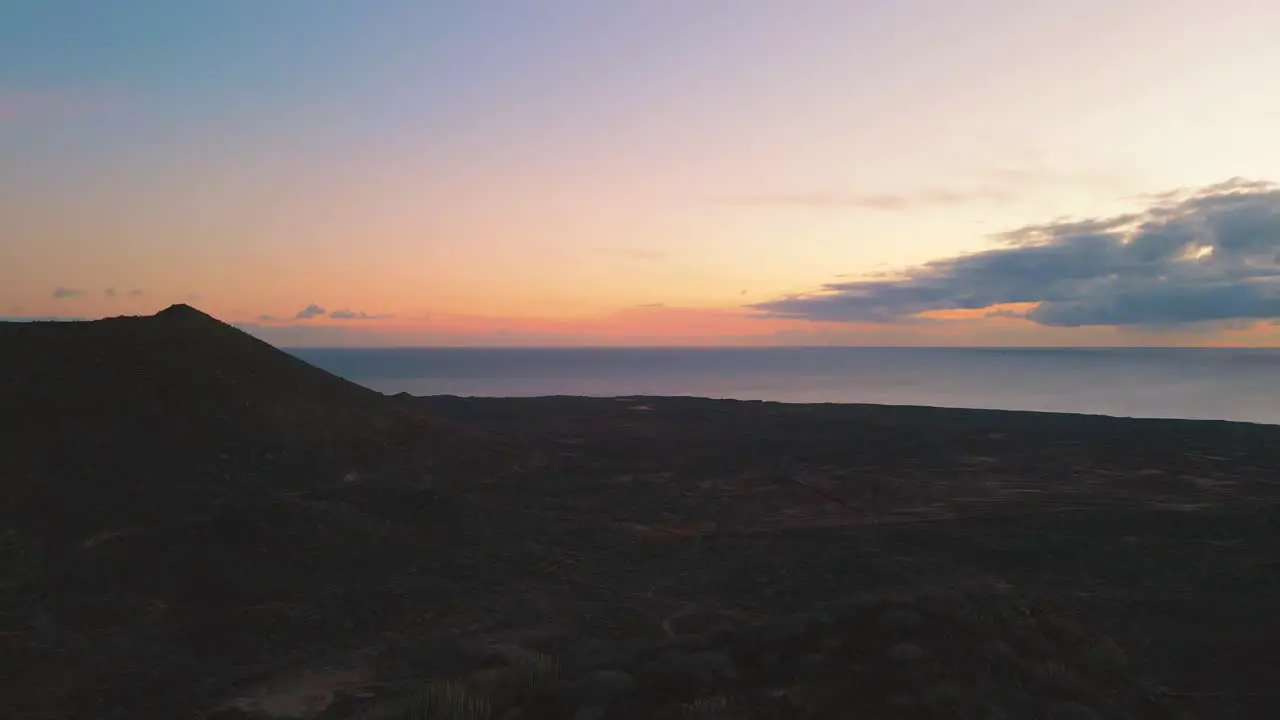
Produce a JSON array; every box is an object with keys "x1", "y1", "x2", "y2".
[{"x1": 289, "y1": 347, "x2": 1280, "y2": 425}]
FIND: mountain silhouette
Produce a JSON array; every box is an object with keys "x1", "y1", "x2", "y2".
[
  {"x1": 0, "y1": 305, "x2": 521, "y2": 718},
  {"x1": 1, "y1": 304, "x2": 509, "y2": 541}
]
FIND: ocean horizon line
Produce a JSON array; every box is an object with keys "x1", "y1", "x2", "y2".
[{"x1": 282, "y1": 344, "x2": 1280, "y2": 351}]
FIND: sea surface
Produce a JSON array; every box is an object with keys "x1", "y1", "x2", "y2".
[{"x1": 290, "y1": 347, "x2": 1280, "y2": 425}]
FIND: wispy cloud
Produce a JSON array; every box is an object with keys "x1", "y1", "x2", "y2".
[
  {"x1": 983, "y1": 307, "x2": 1031, "y2": 320},
  {"x1": 104, "y1": 288, "x2": 116, "y2": 299},
  {"x1": 52, "y1": 286, "x2": 84, "y2": 299},
  {"x1": 751, "y1": 177, "x2": 1280, "y2": 328},
  {"x1": 725, "y1": 164, "x2": 1133, "y2": 213},
  {"x1": 726, "y1": 186, "x2": 1016, "y2": 211},
  {"x1": 259, "y1": 304, "x2": 391, "y2": 322},
  {"x1": 328, "y1": 308, "x2": 392, "y2": 320},
  {"x1": 294, "y1": 303, "x2": 327, "y2": 320}
]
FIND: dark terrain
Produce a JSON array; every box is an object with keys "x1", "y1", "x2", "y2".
[{"x1": 3, "y1": 306, "x2": 1279, "y2": 719}]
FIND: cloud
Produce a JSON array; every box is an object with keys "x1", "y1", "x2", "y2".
[
  {"x1": 751, "y1": 177, "x2": 1280, "y2": 328},
  {"x1": 728, "y1": 186, "x2": 1015, "y2": 211},
  {"x1": 294, "y1": 303, "x2": 327, "y2": 319},
  {"x1": 725, "y1": 164, "x2": 1136, "y2": 213},
  {"x1": 104, "y1": 288, "x2": 116, "y2": 299},
  {"x1": 984, "y1": 308, "x2": 1030, "y2": 320},
  {"x1": 262, "y1": 305, "x2": 391, "y2": 321},
  {"x1": 52, "y1": 286, "x2": 84, "y2": 299},
  {"x1": 328, "y1": 308, "x2": 391, "y2": 320},
  {"x1": 0, "y1": 315, "x2": 86, "y2": 322}
]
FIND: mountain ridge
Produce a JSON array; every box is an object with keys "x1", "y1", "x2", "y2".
[
  {"x1": 0, "y1": 303, "x2": 514, "y2": 545},
  {"x1": 1, "y1": 305, "x2": 522, "y2": 718}
]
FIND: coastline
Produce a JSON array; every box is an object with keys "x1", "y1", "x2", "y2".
[
  {"x1": 288, "y1": 345, "x2": 1280, "y2": 426},
  {"x1": 6, "y1": 310, "x2": 1279, "y2": 719}
]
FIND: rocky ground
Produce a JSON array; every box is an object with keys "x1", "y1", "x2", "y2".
[
  {"x1": 313, "y1": 588, "x2": 1191, "y2": 720},
  {"x1": 4, "y1": 308, "x2": 1279, "y2": 719}
]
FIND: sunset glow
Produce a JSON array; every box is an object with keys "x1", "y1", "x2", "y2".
[{"x1": 5, "y1": 2, "x2": 1280, "y2": 346}]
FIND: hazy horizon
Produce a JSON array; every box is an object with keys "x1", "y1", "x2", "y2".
[
  {"x1": 4, "y1": 306, "x2": 1280, "y2": 349},
  {"x1": 278, "y1": 344, "x2": 1280, "y2": 351},
  {"x1": 291, "y1": 345, "x2": 1280, "y2": 425}
]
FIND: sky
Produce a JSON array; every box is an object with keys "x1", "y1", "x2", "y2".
[{"x1": 4, "y1": 0, "x2": 1280, "y2": 347}]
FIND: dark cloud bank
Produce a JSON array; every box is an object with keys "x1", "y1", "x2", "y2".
[{"x1": 752, "y1": 178, "x2": 1280, "y2": 328}]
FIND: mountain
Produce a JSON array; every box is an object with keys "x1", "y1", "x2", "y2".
[
  {"x1": 1, "y1": 304, "x2": 510, "y2": 543},
  {"x1": 0, "y1": 305, "x2": 515, "y2": 719}
]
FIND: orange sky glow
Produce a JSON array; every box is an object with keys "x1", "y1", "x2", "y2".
[{"x1": 5, "y1": 2, "x2": 1280, "y2": 346}]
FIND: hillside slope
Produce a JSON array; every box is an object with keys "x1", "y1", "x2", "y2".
[
  {"x1": 0, "y1": 306, "x2": 516, "y2": 719},
  {"x1": 0, "y1": 304, "x2": 511, "y2": 543}
]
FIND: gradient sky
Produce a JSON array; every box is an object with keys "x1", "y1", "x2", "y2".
[{"x1": 5, "y1": 1, "x2": 1280, "y2": 346}]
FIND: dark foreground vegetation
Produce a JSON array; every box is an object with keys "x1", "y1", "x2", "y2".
[{"x1": 2, "y1": 306, "x2": 1278, "y2": 719}]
